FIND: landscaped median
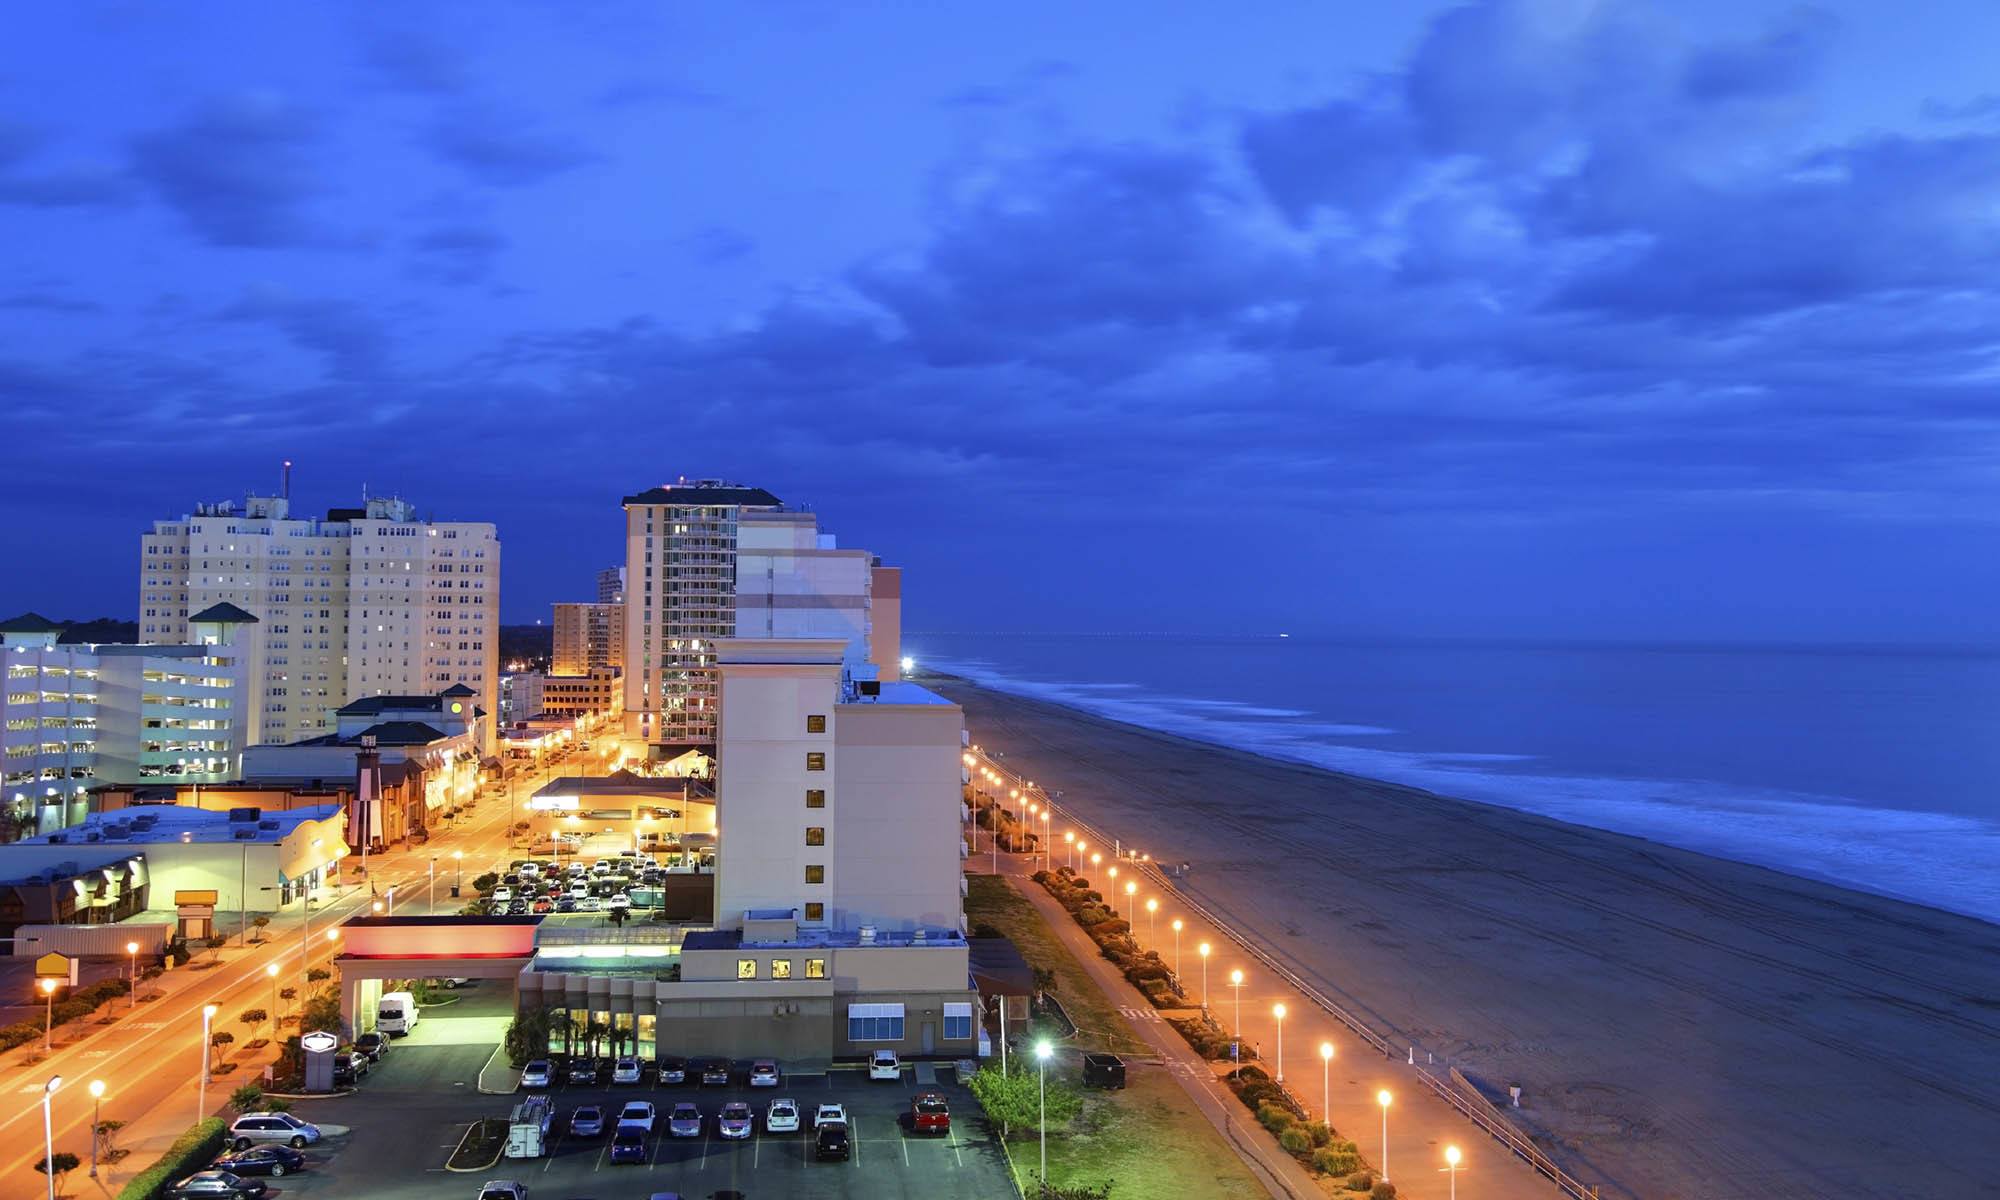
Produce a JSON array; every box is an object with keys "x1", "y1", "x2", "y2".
[
  {"x1": 113, "y1": 1117, "x2": 226, "y2": 1200},
  {"x1": 1032, "y1": 866, "x2": 1397, "y2": 1198},
  {"x1": 0, "y1": 976, "x2": 131, "y2": 1055}
]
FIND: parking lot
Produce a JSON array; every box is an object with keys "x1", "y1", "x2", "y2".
[{"x1": 250, "y1": 1015, "x2": 1014, "y2": 1199}]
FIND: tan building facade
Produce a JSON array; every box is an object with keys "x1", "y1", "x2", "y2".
[{"x1": 552, "y1": 602, "x2": 623, "y2": 676}]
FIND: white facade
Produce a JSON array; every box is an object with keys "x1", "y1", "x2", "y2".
[
  {"x1": 3, "y1": 623, "x2": 245, "y2": 823},
  {"x1": 734, "y1": 510, "x2": 874, "y2": 667},
  {"x1": 714, "y1": 638, "x2": 964, "y2": 936},
  {"x1": 140, "y1": 492, "x2": 499, "y2": 746}
]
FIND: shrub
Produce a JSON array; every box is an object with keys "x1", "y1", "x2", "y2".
[
  {"x1": 1346, "y1": 1172, "x2": 1375, "y2": 1192},
  {"x1": 1280, "y1": 1126, "x2": 1314, "y2": 1155},
  {"x1": 1371, "y1": 1183, "x2": 1398, "y2": 1200},
  {"x1": 1303, "y1": 1122, "x2": 1334, "y2": 1148},
  {"x1": 1256, "y1": 1101, "x2": 1295, "y2": 1134},
  {"x1": 472, "y1": 872, "x2": 499, "y2": 894},
  {"x1": 1314, "y1": 1144, "x2": 1363, "y2": 1176},
  {"x1": 307, "y1": 967, "x2": 331, "y2": 983},
  {"x1": 34, "y1": 1151, "x2": 80, "y2": 1190},
  {"x1": 229, "y1": 1084, "x2": 264, "y2": 1111},
  {"x1": 168, "y1": 938, "x2": 190, "y2": 966},
  {"x1": 116, "y1": 1117, "x2": 226, "y2": 1200},
  {"x1": 238, "y1": 1008, "x2": 267, "y2": 1027}
]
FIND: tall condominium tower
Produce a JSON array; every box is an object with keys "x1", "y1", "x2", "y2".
[
  {"x1": 551, "y1": 601, "x2": 623, "y2": 675},
  {"x1": 620, "y1": 480, "x2": 888, "y2": 758},
  {"x1": 596, "y1": 566, "x2": 626, "y2": 605},
  {"x1": 140, "y1": 492, "x2": 499, "y2": 747}
]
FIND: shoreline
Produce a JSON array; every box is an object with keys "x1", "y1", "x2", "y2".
[{"x1": 930, "y1": 674, "x2": 2000, "y2": 1200}]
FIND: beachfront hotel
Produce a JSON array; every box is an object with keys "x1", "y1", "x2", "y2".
[
  {"x1": 619, "y1": 480, "x2": 899, "y2": 762},
  {"x1": 139, "y1": 489, "x2": 500, "y2": 747}
]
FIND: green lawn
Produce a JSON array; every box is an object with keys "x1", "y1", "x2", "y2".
[{"x1": 967, "y1": 874, "x2": 1269, "y2": 1200}]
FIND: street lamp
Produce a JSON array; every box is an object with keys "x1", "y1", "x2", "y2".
[
  {"x1": 1171, "y1": 918, "x2": 1183, "y2": 978},
  {"x1": 1145, "y1": 897, "x2": 1158, "y2": 943},
  {"x1": 1064, "y1": 830, "x2": 1075, "y2": 870},
  {"x1": 1124, "y1": 880, "x2": 1136, "y2": 924},
  {"x1": 1443, "y1": 1145, "x2": 1463, "y2": 1200},
  {"x1": 1198, "y1": 942, "x2": 1211, "y2": 1011},
  {"x1": 40, "y1": 1075, "x2": 60, "y2": 1200},
  {"x1": 1040, "y1": 811, "x2": 1051, "y2": 871},
  {"x1": 1319, "y1": 1042, "x2": 1335, "y2": 1124},
  {"x1": 1034, "y1": 1040, "x2": 1052, "y2": 1183},
  {"x1": 453, "y1": 849, "x2": 464, "y2": 891},
  {"x1": 86, "y1": 1079, "x2": 104, "y2": 1179},
  {"x1": 1228, "y1": 969, "x2": 1245, "y2": 1076},
  {"x1": 1376, "y1": 1089, "x2": 1393, "y2": 1182},
  {"x1": 126, "y1": 940, "x2": 139, "y2": 1010},
  {"x1": 266, "y1": 963, "x2": 280, "y2": 1030},
  {"x1": 38, "y1": 976, "x2": 57, "y2": 1052},
  {"x1": 1272, "y1": 1003, "x2": 1287, "y2": 1083},
  {"x1": 1090, "y1": 852, "x2": 1100, "y2": 874}
]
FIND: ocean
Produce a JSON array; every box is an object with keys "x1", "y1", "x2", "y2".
[{"x1": 908, "y1": 633, "x2": 2000, "y2": 925}]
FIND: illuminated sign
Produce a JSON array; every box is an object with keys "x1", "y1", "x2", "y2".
[
  {"x1": 300, "y1": 1031, "x2": 339, "y2": 1054},
  {"x1": 527, "y1": 794, "x2": 579, "y2": 812}
]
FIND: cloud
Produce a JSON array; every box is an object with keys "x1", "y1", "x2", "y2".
[
  {"x1": 424, "y1": 108, "x2": 596, "y2": 186},
  {"x1": 0, "y1": 119, "x2": 136, "y2": 209},
  {"x1": 358, "y1": 27, "x2": 470, "y2": 94},
  {"x1": 220, "y1": 290, "x2": 393, "y2": 382},
  {"x1": 127, "y1": 94, "x2": 327, "y2": 246},
  {"x1": 597, "y1": 81, "x2": 725, "y2": 109},
  {"x1": 685, "y1": 226, "x2": 754, "y2": 266},
  {"x1": 0, "y1": 291, "x2": 101, "y2": 313},
  {"x1": 410, "y1": 224, "x2": 507, "y2": 285}
]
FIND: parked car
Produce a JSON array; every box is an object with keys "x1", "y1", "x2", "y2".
[
  {"x1": 667, "y1": 1102, "x2": 703, "y2": 1138},
  {"x1": 697, "y1": 1057, "x2": 731, "y2": 1086},
  {"x1": 748, "y1": 1059, "x2": 780, "y2": 1087},
  {"x1": 353, "y1": 1032, "x2": 388, "y2": 1061},
  {"x1": 1082, "y1": 1052, "x2": 1127, "y2": 1089},
  {"x1": 519, "y1": 1059, "x2": 553, "y2": 1089},
  {"x1": 609, "y1": 1124, "x2": 648, "y2": 1164},
  {"x1": 812, "y1": 1102, "x2": 849, "y2": 1130},
  {"x1": 814, "y1": 1122, "x2": 851, "y2": 1162},
  {"x1": 912, "y1": 1090, "x2": 951, "y2": 1135},
  {"x1": 608, "y1": 891, "x2": 632, "y2": 908},
  {"x1": 765, "y1": 1098, "x2": 800, "y2": 1134},
  {"x1": 617, "y1": 1101, "x2": 657, "y2": 1131},
  {"x1": 531, "y1": 897, "x2": 553, "y2": 914},
  {"x1": 506, "y1": 899, "x2": 529, "y2": 916},
  {"x1": 227, "y1": 1112, "x2": 321, "y2": 1151},
  {"x1": 655, "y1": 1055, "x2": 687, "y2": 1085},
  {"x1": 491, "y1": 886, "x2": 514, "y2": 902},
  {"x1": 555, "y1": 897, "x2": 577, "y2": 913},
  {"x1": 577, "y1": 896, "x2": 602, "y2": 912},
  {"x1": 332, "y1": 1051, "x2": 368, "y2": 1085},
  {"x1": 477, "y1": 1182, "x2": 527, "y2": 1200},
  {"x1": 868, "y1": 1049, "x2": 901, "y2": 1080},
  {"x1": 211, "y1": 1146, "x2": 306, "y2": 1178},
  {"x1": 568, "y1": 1057, "x2": 600, "y2": 1085},
  {"x1": 167, "y1": 1171, "x2": 268, "y2": 1199},
  {"x1": 717, "y1": 1102, "x2": 753, "y2": 1140},
  {"x1": 569, "y1": 1104, "x2": 605, "y2": 1138},
  {"x1": 612, "y1": 1056, "x2": 642, "y2": 1084}
]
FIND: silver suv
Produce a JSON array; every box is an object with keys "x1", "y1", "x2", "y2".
[{"x1": 227, "y1": 1111, "x2": 322, "y2": 1150}]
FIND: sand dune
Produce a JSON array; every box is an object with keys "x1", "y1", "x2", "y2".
[{"x1": 939, "y1": 678, "x2": 2000, "y2": 1200}]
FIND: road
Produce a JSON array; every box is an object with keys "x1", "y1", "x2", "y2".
[{"x1": 0, "y1": 743, "x2": 600, "y2": 1197}]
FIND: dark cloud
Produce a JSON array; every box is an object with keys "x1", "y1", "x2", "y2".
[
  {"x1": 358, "y1": 27, "x2": 470, "y2": 94},
  {"x1": 127, "y1": 94, "x2": 327, "y2": 246},
  {"x1": 220, "y1": 290, "x2": 393, "y2": 382},
  {"x1": 0, "y1": 291, "x2": 101, "y2": 313},
  {"x1": 0, "y1": 119, "x2": 136, "y2": 208},
  {"x1": 424, "y1": 108, "x2": 596, "y2": 186},
  {"x1": 410, "y1": 224, "x2": 507, "y2": 285}
]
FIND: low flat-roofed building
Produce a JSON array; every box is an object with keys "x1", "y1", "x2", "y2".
[{"x1": 525, "y1": 771, "x2": 713, "y2": 856}]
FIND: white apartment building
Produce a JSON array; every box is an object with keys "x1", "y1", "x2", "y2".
[
  {"x1": 596, "y1": 566, "x2": 625, "y2": 605},
  {"x1": 139, "y1": 492, "x2": 499, "y2": 747},
  {"x1": 2, "y1": 613, "x2": 246, "y2": 831},
  {"x1": 620, "y1": 481, "x2": 894, "y2": 757},
  {"x1": 552, "y1": 602, "x2": 623, "y2": 675}
]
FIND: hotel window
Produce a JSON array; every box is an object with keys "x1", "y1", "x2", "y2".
[
  {"x1": 737, "y1": 958, "x2": 757, "y2": 980},
  {"x1": 943, "y1": 1002, "x2": 975, "y2": 1041},
  {"x1": 805, "y1": 826, "x2": 825, "y2": 846},
  {"x1": 772, "y1": 959, "x2": 792, "y2": 979},
  {"x1": 804, "y1": 902, "x2": 825, "y2": 921},
  {"x1": 806, "y1": 714, "x2": 826, "y2": 733},
  {"x1": 847, "y1": 1002, "x2": 906, "y2": 1042},
  {"x1": 806, "y1": 752, "x2": 825, "y2": 771},
  {"x1": 805, "y1": 788, "x2": 825, "y2": 808},
  {"x1": 805, "y1": 864, "x2": 825, "y2": 884}
]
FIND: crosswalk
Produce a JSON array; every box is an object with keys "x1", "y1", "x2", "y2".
[{"x1": 1118, "y1": 1005, "x2": 1162, "y2": 1024}]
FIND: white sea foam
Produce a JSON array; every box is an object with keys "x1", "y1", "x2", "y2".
[{"x1": 935, "y1": 656, "x2": 2000, "y2": 924}]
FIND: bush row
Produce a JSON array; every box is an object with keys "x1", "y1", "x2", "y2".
[
  {"x1": 0, "y1": 976, "x2": 132, "y2": 1053},
  {"x1": 1232, "y1": 1066, "x2": 1388, "y2": 1187},
  {"x1": 1034, "y1": 869, "x2": 1186, "y2": 1009},
  {"x1": 116, "y1": 1117, "x2": 226, "y2": 1200}
]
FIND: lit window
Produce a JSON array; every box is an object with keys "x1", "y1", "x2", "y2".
[
  {"x1": 737, "y1": 958, "x2": 757, "y2": 980},
  {"x1": 771, "y1": 959, "x2": 792, "y2": 979},
  {"x1": 805, "y1": 752, "x2": 825, "y2": 772},
  {"x1": 806, "y1": 714, "x2": 826, "y2": 733},
  {"x1": 805, "y1": 789, "x2": 825, "y2": 808},
  {"x1": 805, "y1": 827, "x2": 825, "y2": 846},
  {"x1": 805, "y1": 865, "x2": 824, "y2": 885},
  {"x1": 805, "y1": 958, "x2": 826, "y2": 979},
  {"x1": 804, "y1": 902, "x2": 824, "y2": 922}
]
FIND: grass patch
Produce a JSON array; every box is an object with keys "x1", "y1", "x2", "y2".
[
  {"x1": 446, "y1": 1118, "x2": 508, "y2": 1171},
  {"x1": 966, "y1": 874, "x2": 1144, "y2": 1055},
  {"x1": 1013, "y1": 1063, "x2": 1270, "y2": 1200}
]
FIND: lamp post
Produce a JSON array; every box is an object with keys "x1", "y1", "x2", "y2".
[
  {"x1": 1064, "y1": 831, "x2": 1075, "y2": 870},
  {"x1": 266, "y1": 963, "x2": 280, "y2": 1031},
  {"x1": 1443, "y1": 1145, "x2": 1463, "y2": 1200},
  {"x1": 39, "y1": 977, "x2": 57, "y2": 1052},
  {"x1": 428, "y1": 858, "x2": 436, "y2": 914},
  {"x1": 1145, "y1": 897, "x2": 1158, "y2": 943},
  {"x1": 1034, "y1": 1040, "x2": 1052, "y2": 1184},
  {"x1": 453, "y1": 849, "x2": 464, "y2": 891},
  {"x1": 1319, "y1": 1042, "x2": 1335, "y2": 1124},
  {"x1": 87, "y1": 1079, "x2": 104, "y2": 1179},
  {"x1": 1124, "y1": 880, "x2": 1136, "y2": 924},
  {"x1": 1272, "y1": 1003, "x2": 1287, "y2": 1083},
  {"x1": 1040, "y1": 811, "x2": 1051, "y2": 872},
  {"x1": 1089, "y1": 852, "x2": 1100, "y2": 876},
  {"x1": 1198, "y1": 942, "x2": 1211, "y2": 1011},
  {"x1": 126, "y1": 940, "x2": 139, "y2": 1010},
  {"x1": 1229, "y1": 969, "x2": 1245, "y2": 1076},
  {"x1": 40, "y1": 1075, "x2": 60, "y2": 1200},
  {"x1": 1376, "y1": 1089, "x2": 1393, "y2": 1182},
  {"x1": 199, "y1": 1004, "x2": 218, "y2": 1121}
]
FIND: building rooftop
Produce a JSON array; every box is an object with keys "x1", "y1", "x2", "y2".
[
  {"x1": 336, "y1": 694, "x2": 455, "y2": 716},
  {"x1": 11, "y1": 803, "x2": 341, "y2": 848},
  {"x1": 354, "y1": 721, "x2": 450, "y2": 746},
  {"x1": 845, "y1": 680, "x2": 954, "y2": 707},
  {"x1": 683, "y1": 926, "x2": 965, "y2": 952},
  {"x1": 621, "y1": 483, "x2": 782, "y2": 508},
  {"x1": 531, "y1": 771, "x2": 711, "y2": 801},
  {"x1": 188, "y1": 602, "x2": 259, "y2": 624}
]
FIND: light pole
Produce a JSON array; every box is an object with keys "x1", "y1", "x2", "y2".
[
  {"x1": 1123, "y1": 880, "x2": 1136, "y2": 924},
  {"x1": 1319, "y1": 1042, "x2": 1335, "y2": 1124},
  {"x1": 266, "y1": 963, "x2": 280, "y2": 1031},
  {"x1": 1064, "y1": 831, "x2": 1075, "y2": 870},
  {"x1": 1444, "y1": 1145, "x2": 1463, "y2": 1200},
  {"x1": 428, "y1": 858, "x2": 436, "y2": 914},
  {"x1": 1229, "y1": 969, "x2": 1245, "y2": 1076},
  {"x1": 40, "y1": 1075, "x2": 60, "y2": 1200},
  {"x1": 199, "y1": 1003, "x2": 218, "y2": 1120},
  {"x1": 87, "y1": 1079, "x2": 104, "y2": 1179},
  {"x1": 1171, "y1": 919, "x2": 1184, "y2": 978},
  {"x1": 1145, "y1": 898, "x2": 1158, "y2": 944},
  {"x1": 1089, "y1": 851, "x2": 1100, "y2": 877},
  {"x1": 1198, "y1": 942, "x2": 1211, "y2": 1011},
  {"x1": 39, "y1": 977, "x2": 57, "y2": 1052},
  {"x1": 126, "y1": 940, "x2": 139, "y2": 1010},
  {"x1": 1272, "y1": 1003, "x2": 1287, "y2": 1083},
  {"x1": 1034, "y1": 1040, "x2": 1052, "y2": 1184},
  {"x1": 1376, "y1": 1089, "x2": 1392, "y2": 1182},
  {"x1": 453, "y1": 849, "x2": 464, "y2": 892},
  {"x1": 1040, "y1": 811, "x2": 1051, "y2": 871}
]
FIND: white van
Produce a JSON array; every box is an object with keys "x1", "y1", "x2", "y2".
[
  {"x1": 505, "y1": 1095, "x2": 553, "y2": 1159},
  {"x1": 377, "y1": 991, "x2": 420, "y2": 1036}
]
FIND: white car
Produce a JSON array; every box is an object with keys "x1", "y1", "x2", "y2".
[
  {"x1": 568, "y1": 881, "x2": 590, "y2": 898},
  {"x1": 491, "y1": 886, "x2": 514, "y2": 902},
  {"x1": 748, "y1": 1059, "x2": 780, "y2": 1087},
  {"x1": 608, "y1": 892, "x2": 631, "y2": 909},
  {"x1": 868, "y1": 1049, "x2": 900, "y2": 1080},
  {"x1": 812, "y1": 1102, "x2": 849, "y2": 1130},
  {"x1": 578, "y1": 896, "x2": 603, "y2": 912},
  {"x1": 477, "y1": 1183, "x2": 527, "y2": 1200},
  {"x1": 618, "y1": 1101, "x2": 657, "y2": 1132},
  {"x1": 519, "y1": 1059, "x2": 552, "y2": 1089},
  {"x1": 766, "y1": 1098, "x2": 800, "y2": 1134},
  {"x1": 612, "y1": 1057, "x2": 641, "y2": 1084}
]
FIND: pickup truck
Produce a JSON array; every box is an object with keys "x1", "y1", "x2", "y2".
[
  {"x1": 911, "y1": 1090, "x2": 950, "y2": 1135},
  {"x1": 1082, "y1": 1053, "x2": 1126, "y2": 1089}
]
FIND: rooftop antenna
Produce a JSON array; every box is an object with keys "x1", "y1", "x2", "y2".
[{"x1": 282, "y1": 459, "x2": 292, "y2": 500}]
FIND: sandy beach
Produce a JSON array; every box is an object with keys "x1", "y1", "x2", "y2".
[{"x1": 935, "y1": 677, "x2": 2000, "y2": 1200}]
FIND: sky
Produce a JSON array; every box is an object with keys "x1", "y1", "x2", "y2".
[{"x1": 5, "y1": 0, "x2": 2000, "y2": 643}]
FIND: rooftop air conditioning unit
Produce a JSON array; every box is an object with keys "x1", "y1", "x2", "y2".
[
  {"x1": 857, "y1": 680, "x2": 880, "y2": 698},
  {"x1": 84, "y1": 830, "x2": 101, "y2": 842},
  {"x1": 258, "y1": 819, "x2": 279, "y2": 830},
  {"x1": 47, "y1": 833, "x2": 66, "y2": 844},
  {"x1": 231, "y1": 828, "x2": 257, "y2": 840},
  {"x1": 227, "y1": 807, "x2": 260, "y2": 822},
  {"x1": 912, "y1": 928, "x2": 926, "y2": 943},
  {"x1": 858, "y1": 924, "x2": 877, "y2": 944}
]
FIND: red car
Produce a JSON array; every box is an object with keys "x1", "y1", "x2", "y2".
[{"x1": 911, "y1": 1090, "x2": 950, "y2": 1135}]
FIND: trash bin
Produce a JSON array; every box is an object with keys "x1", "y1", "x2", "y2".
[{"x1": 450, "y1": 886, "x2": 461, "y2": 898}]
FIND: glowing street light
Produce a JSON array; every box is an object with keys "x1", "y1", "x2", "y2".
[
  {"x1": 38, "y1": 977, "x2": 57, "y2": 1052},
  {"x1": 1034, "y1": 1040, "x2": 1053, "y2": 1182},
  {"x1": 1171, "y1": 917, "x2": 1184, "y2": 977},
  {"x1": 1228, "y1": 969, "x2": 1246, "y2": 1077},
  {"x1": 1064, "y1": 830, "x2": 1076, "y2": 870},
  {"x1": 1319, "y1": 1042, "x2": 1335, "y2": 1123},
  {"x1": 1377, "y1": 1089, "x2": 1393, "y2": 1181},
  {"x1": 1040, "y1": 811, "x2": 1051, "y2": 872},
  {"x1": 126, "y1": 940, "x2": 139, "y2": 1010},
  {"x1": 40, "y1": 1076, "x2": 60, "y2": 1200},
  {"x1": 1272, "y1": 1003, "x2": 1287, "y2": 1082},
  {"x1": 86, "y1": 1079, "x2": 105, "y2": 1179},
  {"x1": 1443, "y1": 1145, "x2": 1464, "y2": 1200},
  {"x1": 1145, "y1": 897, "x2": 1158, "y2": 942},
  {"x1": 199, "y1": 1004, "x2": 219, "y2": 1120},
  {"x1": 1198, "y1": 942, "x2": 1211, "y2": 1011},
  {"x1": 1124, "y1": 880, "x2": 1137, "y2": 923}
]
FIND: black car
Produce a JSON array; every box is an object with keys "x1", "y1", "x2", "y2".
[
  {"x1": 166, "y1": 1171, "x2": 269, "y2": 1199},
  {"x1": 555, "y1": 897, "x2": 578, "y2": 912},
  {"x1": 353, "y1": 1032, "x2": 388, "y2": 1061},
  {"x1": 211, "y1": 1146, "x2": 307, "y2": 1178},
  {"x1": 609, "y1": 1124, "x2": 648, "y2": 1164},
  {"x1": 331, "y1": 1052, "x2": 367, "y2": 1086},
  {"x1": 568, "y1": 1056, "x2": 600, "y2": 1084},
  {"x1": 506, "y1": 899, "x2": 529, "y2": 916},
  {"x1": 815, "y1": 1123, "x2": 851, "y2": 1162},
  {"x1": 655, "y1": 1055, "x2": 687, "y2": 1085},
  {"x1": 696, "y1": 1057, "x2": 731, "y2": 1086}
]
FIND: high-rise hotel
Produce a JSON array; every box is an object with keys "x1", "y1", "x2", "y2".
[
  {"x1": 140, "y1": 491, "x2": 499, "y2": 747},
  {"x1": 621, "y1": 480, "x2": 900, "y2": 759}
]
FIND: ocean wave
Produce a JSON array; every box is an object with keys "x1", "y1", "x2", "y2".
[{"x1": 933, "y1": 655, "x2": 2000, "y2": 925}]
